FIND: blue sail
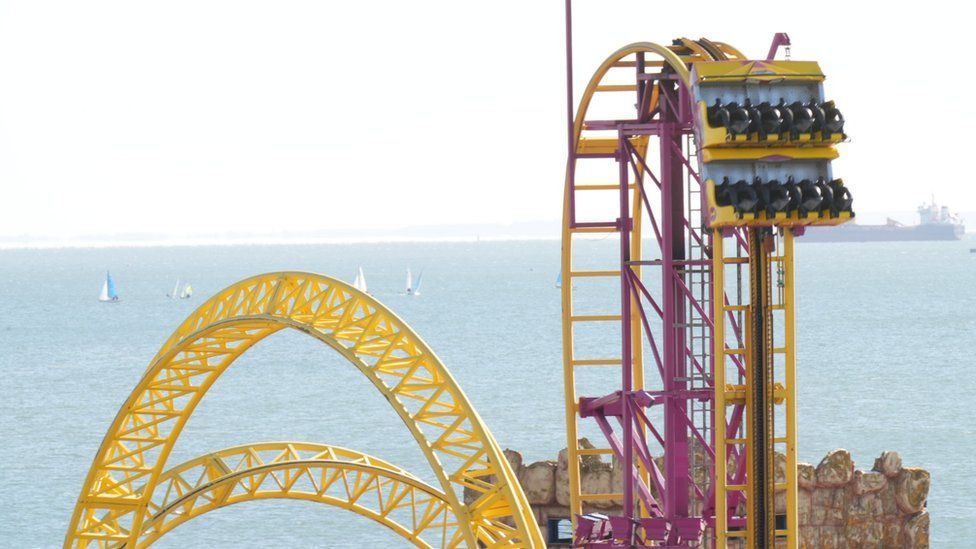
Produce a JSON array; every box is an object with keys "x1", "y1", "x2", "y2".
[{"x1": 106, "y1": 271, "x2": 118, "y2": 299}]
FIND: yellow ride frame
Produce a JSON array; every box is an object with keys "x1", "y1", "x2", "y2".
[{"x1": 65, "y1": 272, "x2": 543, "y2": 548}]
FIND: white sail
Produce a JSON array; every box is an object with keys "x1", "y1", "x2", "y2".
[
  {"x1": 412, "y1": 271, "x2": 423, "y2": 296},
  {"x1": 180, "y1": 284, "x2": 193, "y2": 299},
  {"x1": 169, "y1": 278, "x2": 180, "y2": 298},
  {"x1": 405, "y1": 268, "x2": 413, "y2": 295},
  {"x1": 99, "y1": 271, "x2": 119, "y2": 302},
  {"x1": 555, "y1": 271, "x2": 562, "y2": 288},
  {"x1": 353, "y1": 267, "x2": 368, "y2": 293}
]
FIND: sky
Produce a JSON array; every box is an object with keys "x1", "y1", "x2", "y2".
[{"x1": 0, "y1": 0, "x2": 969, "y2": 243}]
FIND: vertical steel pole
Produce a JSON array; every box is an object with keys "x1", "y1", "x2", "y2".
[
  {"x1": 564, "y1": 0, "x2": 577, "y2": 227},
  {"x1": 660, "y1": 81, "x2": 689, "y2": 534},
  {"x1": 618, "y1": 131, "x2": 635, "y2": 542},
  {"x1": 560, "y1": 0, "x2": 583, "y2": 528},
  {"x1": 712, "y1": 232, "x2": 728, "y2": 547},
  {"x1": 784, "y1": 230, "x2": 799, "y2": 549}
]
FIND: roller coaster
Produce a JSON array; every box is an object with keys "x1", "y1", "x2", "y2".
[
  {"x1": 559, "y1": 3, "x2": 850, "y2": 548},
  {"x1": 65, "y1": 6, "x2": 852, "y2": 548}
]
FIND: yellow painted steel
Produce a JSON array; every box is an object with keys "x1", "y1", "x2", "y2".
[
  {"x1": 135, "y1": 442, "x2": 458, "y2": 548},
  {"x1": 693, "y1": 60, "x2": 825, "y2": 82},
  {"x1": 562, "y1": 42, "x2": 681, "y2": 524},
  {"x1": 65, "y1": 272, "x2": 543, "y2": 548},
  {"x1": 561, "y1": 38, "x2": 734, "y2": 528},
  {"x1": 712, "y1": 234, "x2": 728, "y2": 547},
  {"x1": 783, "y1": 230, "x2": 799, "y2": 549},
  {"x1": 712, "y1": 232, "x2": 799, "y2": 548}
]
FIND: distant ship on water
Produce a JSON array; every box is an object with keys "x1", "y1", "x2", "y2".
[{"x1": 802, "y1": 199, "x2": 965, "y2": 242}]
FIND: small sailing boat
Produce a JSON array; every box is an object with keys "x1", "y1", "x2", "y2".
[
  {"x1": 555, "y1": 271, "x2": 562, "y2": 289},
  {"x1": 99, "y1": 271, "x2": 120, "y2": 302},
  {"x1": 405, "y1": 268, "x2": 423, "y2": 296},
  {"x1": 169, "y1": 279, "x2": 193, "y2": 299},
  {"x1": 412, "y1": 270, "x2": 423, "y2": 296},
  {"x1": 168, "y1": 278, "x2": 181, "y2": 298},
  {"x1": 353, "y1": 267, "x2": 368, "y2": 294}
]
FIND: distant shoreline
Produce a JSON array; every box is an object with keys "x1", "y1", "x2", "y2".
[
  {"x1": 0, "y1": 234, "x2": 563, "y2": 251},
  {"x1": 2, "y1": 212, "x2": 973, "y2": 250}
]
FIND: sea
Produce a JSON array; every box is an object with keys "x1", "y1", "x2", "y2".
[{"x1": 1, "y1": 237, "x2": 973, "y2": 547}]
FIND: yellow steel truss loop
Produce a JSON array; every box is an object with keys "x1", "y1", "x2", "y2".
[
  {"x1": 133, "y1": 442, "x2": 459, "y2": 548},
  {"x1": 571, "y1": 42, "x2": 690, "y2": 143},
  {"x1": 561, "y1": 38, "x2": 741, "y2": 525},
  {"x1": 66, "y1": 272, "x2": 542, "y2": 548}
]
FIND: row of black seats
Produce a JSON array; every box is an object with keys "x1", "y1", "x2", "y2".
[
  {"x1": 706, "y1": 99, "x2": 845, "y2": 140},
  {"x1": 715, "y1": 176, "x2": 853, "y2": 217}
]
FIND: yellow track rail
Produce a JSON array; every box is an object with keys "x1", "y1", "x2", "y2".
[
  {"x1": 561, "y1": 39, "x2": 737, "y2": 524},
  {"x1": 65, "y1": 272, "x2": 543, "y2": 548},
  {"x1": 136, "y1": 442, "x2": 457, "y2": 548}
]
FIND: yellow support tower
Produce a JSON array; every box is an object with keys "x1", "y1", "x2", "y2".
[{"x1": 712, "y1": 228, "x2": 800, "y2": 547}]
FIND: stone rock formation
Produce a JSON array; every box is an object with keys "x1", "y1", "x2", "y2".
[{"x1": 484, "y1": 441, "x2": 929, "y2": 548}]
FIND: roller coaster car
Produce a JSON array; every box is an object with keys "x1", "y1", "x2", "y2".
[
  {"x1": 693, "y1": 59, "x2": 846, "y2": 148},
  {"x1": 707, "y1": 176, "x2": 853, "y2": 228},
  {"x1": 702, "y1": 99, "x2": 845, "y2": 145}
]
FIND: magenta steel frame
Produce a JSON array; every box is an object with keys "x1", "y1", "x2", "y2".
[{"x1": 563, "y1": 3, "x2": 754, "y2": 546}]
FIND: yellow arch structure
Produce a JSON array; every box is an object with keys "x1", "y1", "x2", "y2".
[
  {"x1": 561, "y1": 39, "x2": 738, "y2": 521},
  {"x1": 66, "y1": 272, "x2": 542, "y2": 548},
  {"x1": 136, "y1": 442, "x2": 458, "y2": 548}
]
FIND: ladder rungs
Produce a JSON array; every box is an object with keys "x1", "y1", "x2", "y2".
[
  {"x1": 725, "y1": 484, "x2": 746, "y2": 491},
  {"x1": 721, "y1": 256, "x2": 786, "y2": 265},
  {"x1": 726, "y1": 438, "x2": 746, "y2": 444},
  {"x1": 575, "y1": 184, "x2": 636, "y2": 191},
  {"x1": 722, "y1": 346, "x2": 793, "y2": 355},
  {"x1": 578, "y1": 493, "x2": 623, "y2": 501},
  {"x1": 570, "y1": 314, "x2": 622, "y2": 322},
  {"x1": 577, "y1": 138, "x2": 623, "y2": 155},
  {"x1": 724, "y1": 304, "x2": 749, "y2": 311},
  {"x1": 577, "y1": 447, "x2": 615, "y2": 456},
  {"x1": 595, "y1": 84, "x2": 637, "y2": 92},
  {"x1": 570, "y1": 270, "x2": 621, "y2": 278},
  {"x1": 725, "y1": 530, "x2": 748, "y2": 538},
  {"x1": 571, "y1": 358, "x2": 622, "y2": 367},
  {"x1": 570, "y1": 226, "x2": 620, "y2": 234}
]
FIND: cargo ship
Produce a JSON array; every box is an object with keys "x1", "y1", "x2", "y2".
[{"x1": 801, "y1": 200, "x2": 965, "y2": 242}]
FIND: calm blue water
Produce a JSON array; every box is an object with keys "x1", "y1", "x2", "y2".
[{"x1": 0, "y1": 238, "x2": 972, "y2": 546}]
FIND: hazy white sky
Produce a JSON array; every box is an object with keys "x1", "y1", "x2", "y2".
[{"x1": 0, "y1": 1, "x2": 967, "y2": 241}]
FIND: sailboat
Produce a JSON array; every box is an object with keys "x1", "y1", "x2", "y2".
[
  {"x1": 99, "y1": 271, "x2": 120, "y2": 302},
  {"x1": 412, "y1": 270, "x2": 423, "y2": 296},
  {"x1": 406, "y1": 268, "x2": 423, "y2": 296},
  {"x1": 555, "y1": 271, "x2": 562, "y2": 289},
  {"x1": 353, "y1": 267, "x2": 368, "y2": 294},
  {"x1": 168, "y1": 279, "x2": 193, "y2": 299}
]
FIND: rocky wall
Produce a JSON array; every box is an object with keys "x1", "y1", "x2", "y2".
[{"x1": 467, "y1": 440, "x2": 929, "y2": 547}]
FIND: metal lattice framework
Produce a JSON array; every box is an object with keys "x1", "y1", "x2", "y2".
[
  {"x1": 556, "y1": 5, "x2": 854, "y2": 543},
  {"x1": 560, "y1": 5, "x2": 853, "y2": 544},
  {"x1": 136, "y1": 442, "x2": 458, "y2": 547},
  {"x1": 560, "y1": 38, "x2": 749, "y2": 543},
  {"x1": 66, "y1": 272, "x2": 544, "y2": 548}
]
